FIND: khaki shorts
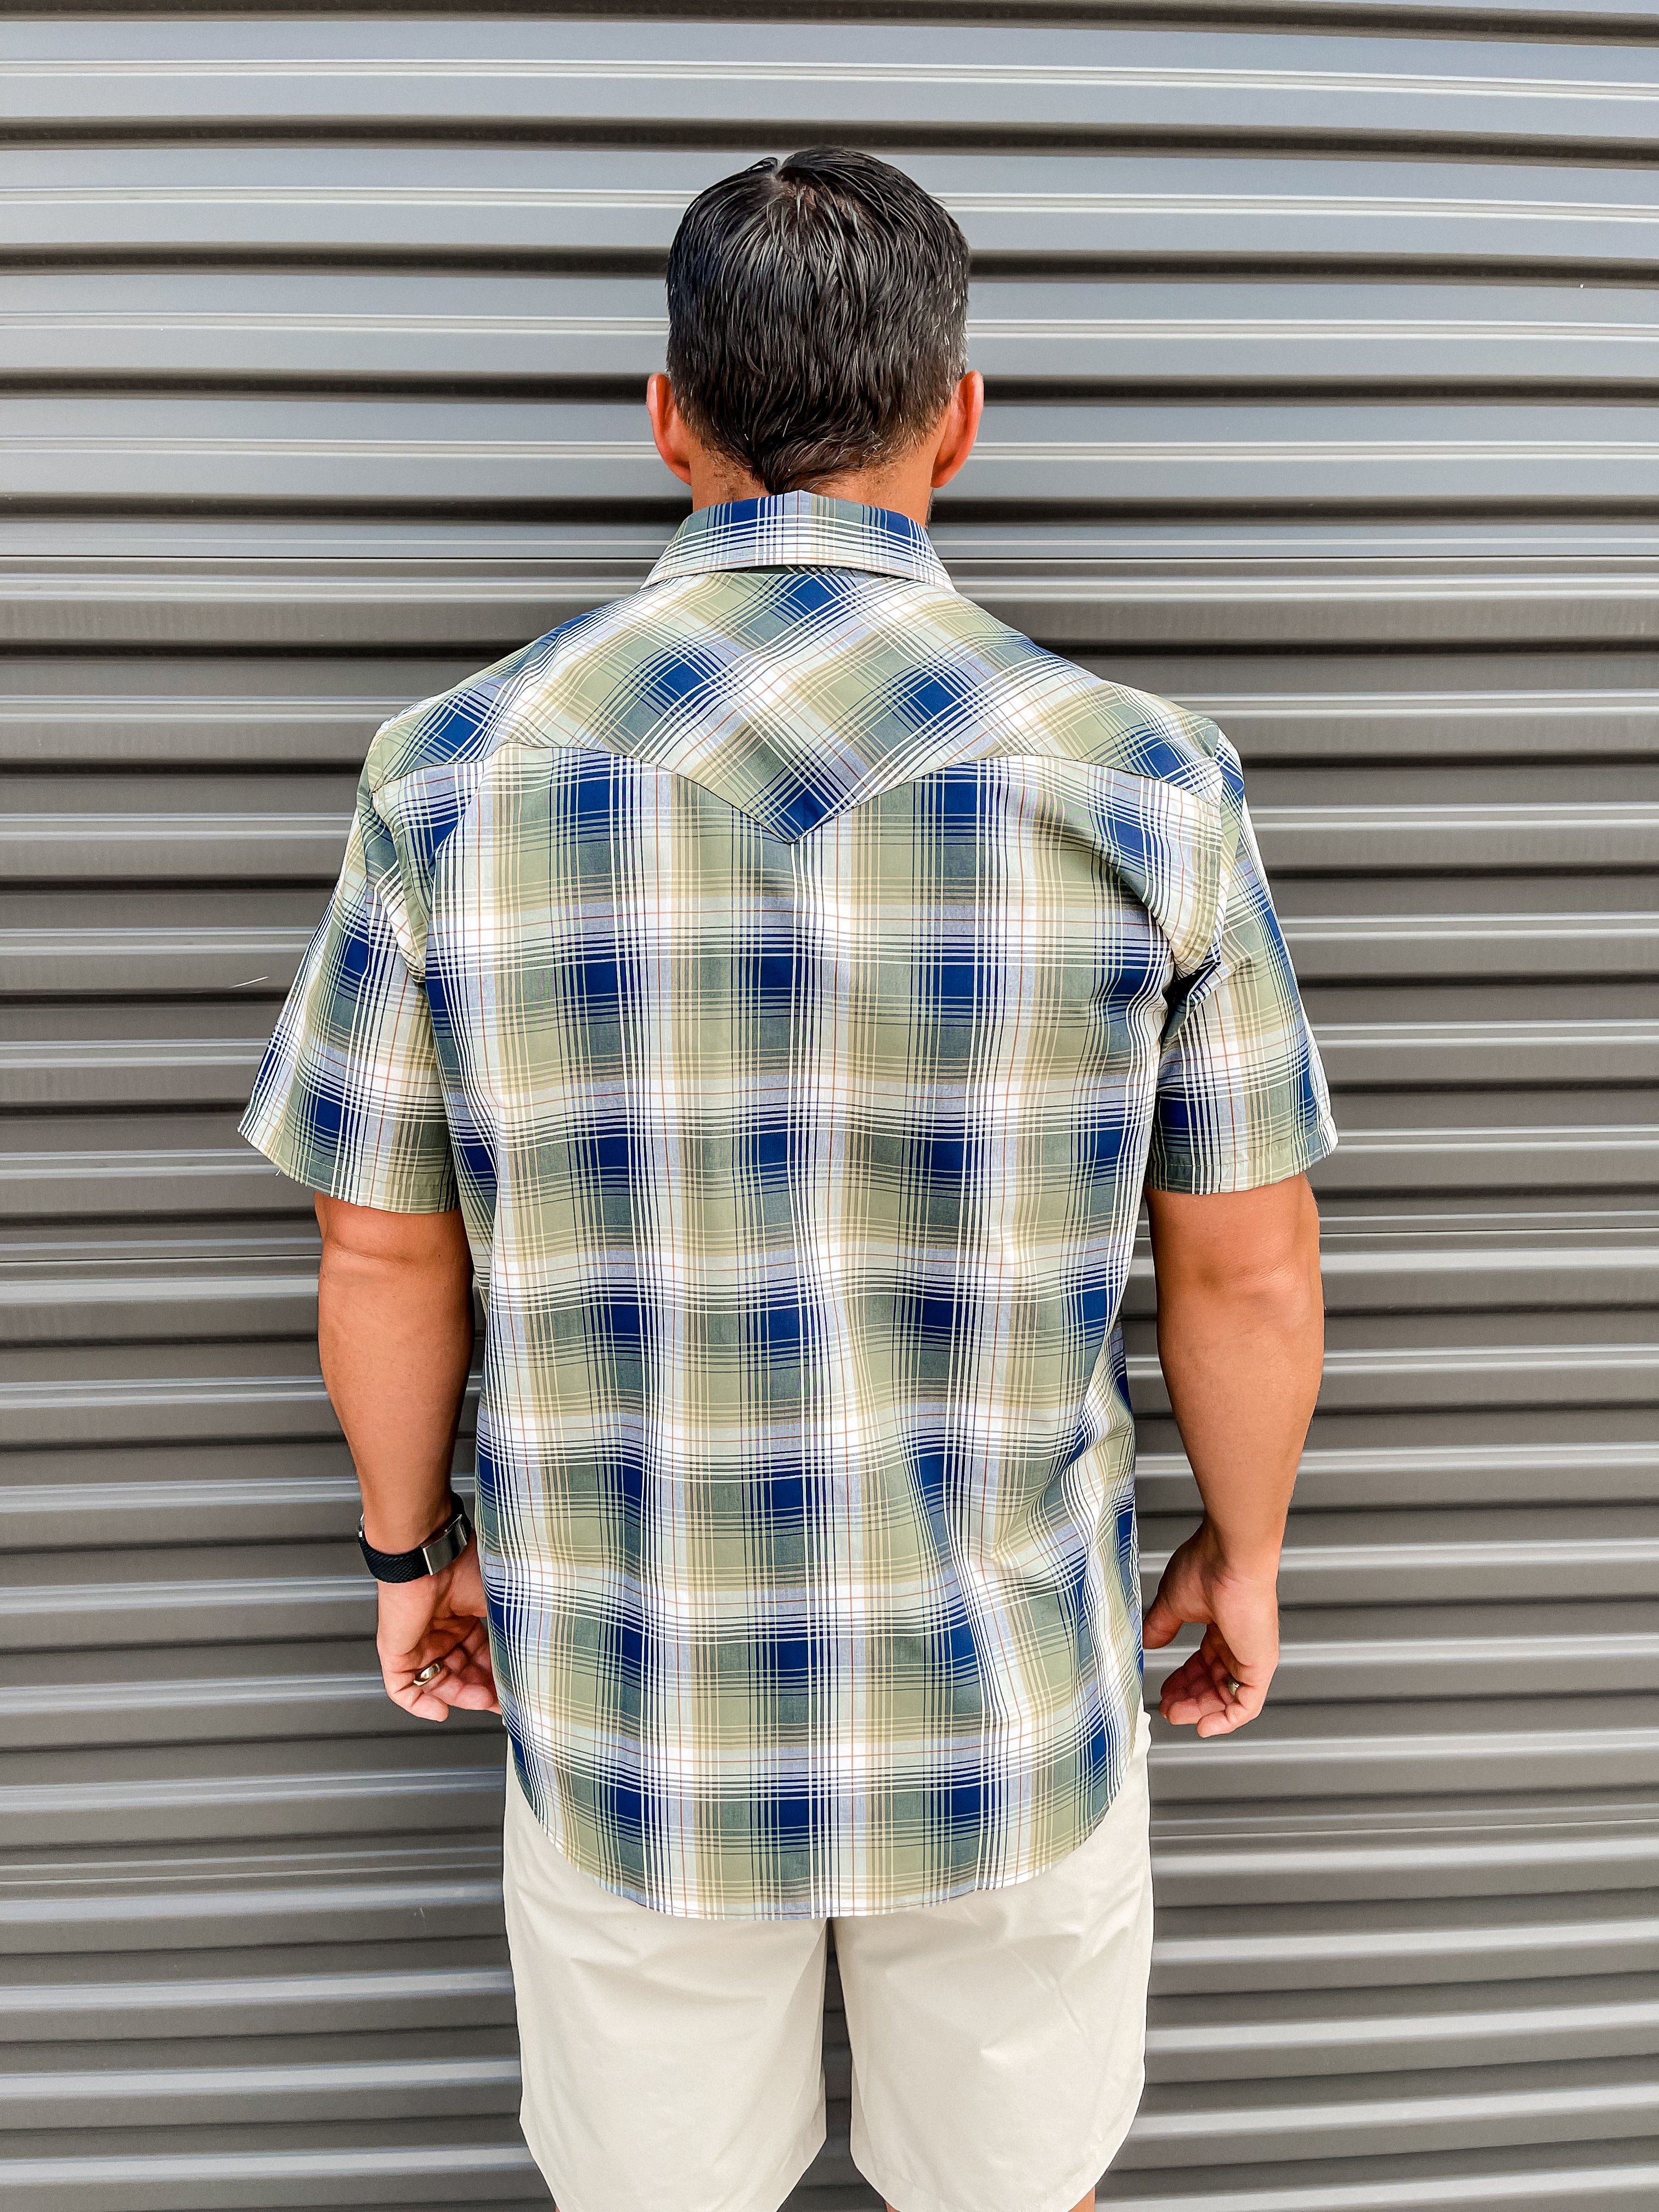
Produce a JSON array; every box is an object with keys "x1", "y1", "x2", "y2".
[{"x1": 502, "y1": 1723, "x2": 1153, "y2": 2212}]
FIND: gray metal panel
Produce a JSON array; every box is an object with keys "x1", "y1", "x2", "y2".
[
  {"x1": 5, "y1": 16, "x2": 1659, "y2": 150},
  {"x1": 15, "y1": 272, "x2": 1659, "y2": 391},
  {"x1": 8, "y1": 146, "x2": 1659, "y2": 274},
  {"x1": 16, "y1": 393, "x2": 1659, "y2": 509},
  {"x1": 1, "y1": 7, "x2": 1655, "y2": 2211}
]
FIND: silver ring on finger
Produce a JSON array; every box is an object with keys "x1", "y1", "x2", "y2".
[{"x1": 1224, "y1": 1676, "x2": 1242, "y2": 1699}]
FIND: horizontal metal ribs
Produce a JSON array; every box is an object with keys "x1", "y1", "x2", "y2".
[{"x1": 2, "y1": 4, "x2": 1657, "y2": 2210}]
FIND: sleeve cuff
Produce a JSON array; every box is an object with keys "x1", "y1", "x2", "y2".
[
  {"x1": 238, "y1": 1107, "x2": 460, "y2": 1215},
  {"x1": 1145, "y1": 1111, "x2": 1338, "y2": 1197}
]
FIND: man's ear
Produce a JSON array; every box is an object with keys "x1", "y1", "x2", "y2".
[
  {"x1": 646, "y1": 373, "x2": 696, "y2": 487},
  {"x1": 929, "y1": 371, "x2": 985, "y2": 490}
]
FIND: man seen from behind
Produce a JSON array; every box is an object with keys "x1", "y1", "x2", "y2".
[{"x1": 241, "y1": 147, "x2": 1333, "y2": 2212}]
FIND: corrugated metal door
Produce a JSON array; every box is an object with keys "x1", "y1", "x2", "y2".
[{"x1": 3, "y1": 7, "x2": 1656, "y2": 2208}]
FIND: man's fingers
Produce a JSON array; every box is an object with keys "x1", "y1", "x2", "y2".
[
  {"x1": 1156, "y1": 1649, "x2": 1206, "y2": 1699},
  {"x1": 1191, "y1": 1650, "x2": 1268, "y2": 1736},
  {"x1": 1158, "y1": 1638, "x2": 1270, "y2": 1733},
  {"x1": 388, "y1": 1681, "x2": 453, "y2": 1722},
  {"x1": 385, "y1": 1668, "x2": 493, "y2": 1722},
  {"x1": 1158, "y1": 1649, "x2": 1225, "y2": 1724},
  {"x1": 1163, "y1": 1691, "x2": 1222, "y2": 1726},
  {"x1": 422, "y1": 1645, "x2": 502, "y2": 1716},
  {"x1": 1195, "y1": 1678, "x2": 1267, "y2": 1736},
  {"x1": 447, "y1": 1680, "x2": 504, "y2": 1714},
  {"x1": 381, "y1": 1618, "x2": 501, "y2": 1722}
]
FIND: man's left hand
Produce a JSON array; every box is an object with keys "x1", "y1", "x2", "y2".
[{"x1": 376, "y1": 1541, "x2": 501, "y2": 1720}]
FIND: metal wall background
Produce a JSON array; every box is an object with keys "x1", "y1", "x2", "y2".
[{"x1": 2, "y1": 6, "x2": 1657, "y2": 2209}]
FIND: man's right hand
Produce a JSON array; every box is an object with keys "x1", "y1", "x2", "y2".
[
  {"x1": 1142, "y1": 1171, "x2": 1323, "y2": 1741},
  {"x1": 376, "y1": 1541, "x2": 502, "y2": 1721}
]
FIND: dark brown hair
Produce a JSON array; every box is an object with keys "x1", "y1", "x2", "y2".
[{"x1": 665, "y1": 148, "x2": 970, "y2": 494}]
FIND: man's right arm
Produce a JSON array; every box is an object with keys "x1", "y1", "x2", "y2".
[{"x1": 1141, "y1": 1172, "x2": 1324, "y2": 1737}]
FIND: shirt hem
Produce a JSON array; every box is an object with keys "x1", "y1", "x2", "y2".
[{"x1": 515, "y1": 1701, "x2": 1150, "y2": 1922}]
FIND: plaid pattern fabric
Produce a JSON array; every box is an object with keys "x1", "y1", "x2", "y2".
[{"x1": 243, "y1": 493, "x2": 1334, "y2": 1919}]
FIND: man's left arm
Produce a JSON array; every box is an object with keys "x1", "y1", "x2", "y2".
[{"x1": 315, "y1": 1192, "x2": 499, "y2": 1722}]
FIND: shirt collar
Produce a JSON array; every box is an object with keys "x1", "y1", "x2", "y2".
[{"x1": 645, "y1": 491, "x2": 956, "y2": 594}]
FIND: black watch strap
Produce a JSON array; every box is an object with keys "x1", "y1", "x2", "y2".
[{"x1": 358, "y1": 1497, "x2": 474, "y2": 1583}]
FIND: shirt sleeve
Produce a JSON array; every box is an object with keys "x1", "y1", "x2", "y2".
[
  {"x1": 1146, "y1": 752, "x2": 1337, "y2": 1195},
  {"x1": 238, "y1": 775, "x2": 459, "y2": 1212}
]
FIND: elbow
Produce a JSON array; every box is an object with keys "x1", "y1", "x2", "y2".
[
  {"x1": 1156, "y1": 1249, "x2": 1324, "y2": 1374},
  {"x1": 1233, "y1": 1225, "x2": 1325, "y2": 1334},
  {"x1": 1149, "y1": 1173, "x2": 1325, "y2": 1325},
  {"x1": 1233, "y1": 1248, "x2": 1325, "y2": 1334}
]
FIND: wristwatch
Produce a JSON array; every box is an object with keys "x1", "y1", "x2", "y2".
[{"x1": 358, "y1": 1496, "x2": 475, "y2": 1583}]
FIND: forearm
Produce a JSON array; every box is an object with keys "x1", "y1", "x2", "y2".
[
  {"x1": 315, "y1": 1196, "x2": 475, "y2": 1550},
  {"x1": 1140, "y1": 1175, "x2": 1324, "y2": 1734},
  {"x1": 1148, "y1": 1178, "x2": 1324, "y2": 1567}
]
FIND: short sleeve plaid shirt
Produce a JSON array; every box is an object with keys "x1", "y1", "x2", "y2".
[{"x1": 243, "y1": 493, "x2": 1335, "y2": 1919}]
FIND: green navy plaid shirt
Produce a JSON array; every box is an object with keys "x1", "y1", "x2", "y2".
[{"x1": 243, "y1": 493, "x2": 1335, "y2": 1919}]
